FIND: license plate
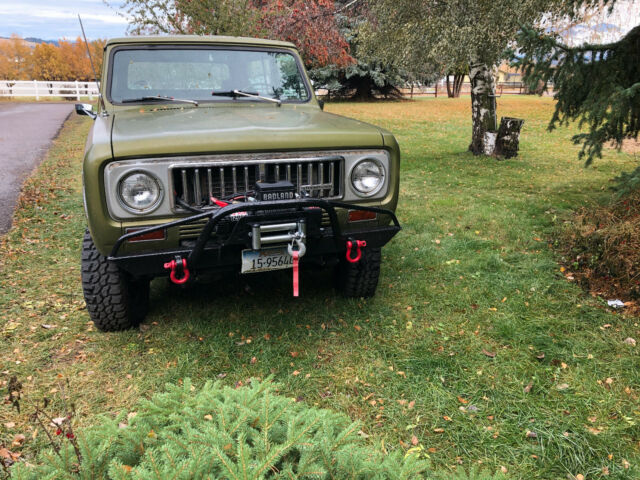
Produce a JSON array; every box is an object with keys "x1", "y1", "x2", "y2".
[{"x1": 241, "y1": 247, "x2": 293, "y2": 274}]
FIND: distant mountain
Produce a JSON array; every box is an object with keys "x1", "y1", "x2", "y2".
[
  {"x1": 0, "y1": 35, "x2": 59, "y2": 46},
  {"x1": 24, "y1": 37, "x2": 59, "y2": 46}
]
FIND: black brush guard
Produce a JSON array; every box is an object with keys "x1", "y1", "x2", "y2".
[{"x1": 108, "y1": 199, "x2": 401, "y2": 277}]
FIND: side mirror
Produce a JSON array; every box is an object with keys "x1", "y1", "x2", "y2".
[
  {"x1": 75, "y1": 103, "x2": 97, "y2": 120},
  {"x1": 318, "y1": 99, "x2": 325, "y2": 111}
]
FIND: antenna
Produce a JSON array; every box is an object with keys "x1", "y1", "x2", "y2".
[{"x1": 78, "y1": 14, "x2": 106, "y2": 112}]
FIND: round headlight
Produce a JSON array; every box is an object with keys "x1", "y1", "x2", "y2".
[
  {"x1": 118, "y1": 172, "x2": 162, "y2": 213},
  {"x1": 351, "y1": 159, "x2": 385, "y2": 196}
]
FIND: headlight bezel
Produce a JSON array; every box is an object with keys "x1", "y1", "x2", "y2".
[
  {"x1": 116, "y1": 170, "x2": 164, "y2": 215},
  {"x1": 349, "y1": 157, "x2": 386, "y2": 198}
]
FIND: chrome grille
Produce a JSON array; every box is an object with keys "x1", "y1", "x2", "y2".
[{"x1": 172, "y1": 158, "x2": 342, "y2": 208}]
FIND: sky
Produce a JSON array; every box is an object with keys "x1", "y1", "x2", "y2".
[{"x1": 0, "y1": 0, "x2": 129, "y2": 40}]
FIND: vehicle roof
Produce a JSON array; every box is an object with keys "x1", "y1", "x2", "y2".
[{"x1": 105, "y1": 35, "x2": 297, "y2": 49}]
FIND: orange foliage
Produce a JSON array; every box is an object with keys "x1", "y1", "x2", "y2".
[
  {"x1": 259, "y1": 0, "x2": 352, "y2": 69},
  {"x1": 0, "y1": 34, "x2": 105, "y2": 81}
]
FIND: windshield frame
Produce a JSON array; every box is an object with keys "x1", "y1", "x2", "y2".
[{"x1": 106, "y1": 44, "x2": 313, "y2": 107}]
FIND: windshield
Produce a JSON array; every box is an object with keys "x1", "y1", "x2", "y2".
[{"x1": 109, "y1": 47, "x2": 311, "y2": 104}]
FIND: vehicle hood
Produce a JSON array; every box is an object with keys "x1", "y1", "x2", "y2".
[{"x1": 110, "y1": 104, "x2": 386, "y2": 158}]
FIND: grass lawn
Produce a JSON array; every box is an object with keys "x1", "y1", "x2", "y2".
[{"x1": 1, "y1": 96, "x2": 639, "y2": 479}]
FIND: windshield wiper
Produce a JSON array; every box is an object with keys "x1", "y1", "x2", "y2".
[
  {"x1": 121, "y1": 95, "x2": 199, "y2": 106},
  {"x1": 211, "y1": 90, "x2": 282, "y2": 106}
]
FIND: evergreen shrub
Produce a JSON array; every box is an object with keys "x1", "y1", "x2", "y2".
[{"x1": 11, "y1": 379, "x2": 507, "y2": 479}]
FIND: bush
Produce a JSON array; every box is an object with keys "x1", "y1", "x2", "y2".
[
  {"x1": 560, "y1": 188, "x2": 640, "y2": 301},
  {"x1": 12, "y1": 379, "x2": 435, "y2": 479}
]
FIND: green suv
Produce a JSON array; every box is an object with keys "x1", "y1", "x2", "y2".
[{"x1": 76, "y1": 35, "x2": 401, "y2": 331}]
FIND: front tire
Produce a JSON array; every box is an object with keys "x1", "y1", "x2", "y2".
[
  {"x1": 81, "y1": 230, "x2": 150, "y2": 331},
  {"x1": 335, "y1": 247, "x2": 382, "y2": 298}
]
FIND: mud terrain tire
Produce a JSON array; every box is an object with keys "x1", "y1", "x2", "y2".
[
  {"x1": 81, "y1": 230, "x2": 150, "y2": 331},
  {"x1": 335, "y1": 247, "x2": 381, "y2": 298}
]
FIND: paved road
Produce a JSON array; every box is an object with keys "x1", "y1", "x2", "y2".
[{"x1": 0, "y1": 102, "x2": 75, "y2": 234}]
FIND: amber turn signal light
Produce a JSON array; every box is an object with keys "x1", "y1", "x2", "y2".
[
  {"x1": 125, "y1": 227, "x2": 166, "y2": 242},
  {"x1": 348, "y1": 210, "x2": 377, "y2": 222}
]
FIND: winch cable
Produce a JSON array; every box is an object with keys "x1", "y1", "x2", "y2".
[{"x1": 175, "y1": 197, "x2": 207, "y2": 214}]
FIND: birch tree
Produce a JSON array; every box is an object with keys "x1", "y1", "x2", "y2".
[{"x1": 360, "y1": 0, "x2": 578, "y2": 156}]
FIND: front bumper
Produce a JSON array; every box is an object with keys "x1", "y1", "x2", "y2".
[{"x1": 108, "y1": 199, "x2": 401, "y2": 277}]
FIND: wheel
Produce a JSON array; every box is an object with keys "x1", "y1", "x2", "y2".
[
  {"x1": 81, "y1": 230, "x2": 150, "y2": 331},
  {"x1": 335, "y1": 247, "x2": 382, "y2": 298}
]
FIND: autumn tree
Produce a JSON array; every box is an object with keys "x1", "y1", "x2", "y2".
[
  {"x1": 58, "y1": 38, "x2": 92, "y2": 81},
  {"x1": 116, "y1": 0, "x2": 352, "y2": 69},
  {"x1": 0, "y1": 34, "x2": 33, "y2": 80},
  {"x1": 0, "y1": 35, "x2": 105, "y2": 82},
  {"x1": 360, "y1": 0, "x2": 581, "y2": 156},
  {"x1": 30, "y1": 43, "x2": 71, "y2": 81}
]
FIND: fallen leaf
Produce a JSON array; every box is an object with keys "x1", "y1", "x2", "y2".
[
  {"x1": 411, "y1": 435, "x2": 419, "y2": 446},
  {"x1": 482, "y1": 349, "x2": 496, "y2": 358},
  {"x1": 500, "y1": 466, "x2": 508, "y2": 474},
  {"x1": 12, "y1": 434, "x2": 25, "y2": 446},
  {"x1": 623, "y1": 337, "x2": 636, "y2": 347},
  {"x1": 556, "y1": 383, "x2": 569, "y2": 391},
  {"x1": 4, "y1": 422, "x2": 15, "y2": 429},
  {"x1": 575, "y1": 475, "x2": 584, "y2": 480},
  {"x1": 0, "y1": 447, "x2": 16, "y2": 460},
  {"x1": 457, "y1": 396, "x2": 468, "y2": 404},
  {"x1": 408, "y1": 400, "x2": 415, "y2": 409},
  {"x1": 106, "y1": 388, "x2": 114, "y2": 394},
  {"x1": 354, "y1": 325, "x2": 362, "y2": 331},
  {"x1": 250, "y1": 357, "x2": 257, "y2": 365},
  {"x1": 536, "y1": 353, "x2": 545, "y2": 360},
  {"x1": 123, "y1": 465, "x2": 133, "y2": 473},
  {"x1": 443, "y1": 415, "x2": 452, "y2": 421},
  {"x1": 524, "y1": 381, "x2": 533, "y2": 394},
  {"x1": 204, "y1": 414, "x2": 213, "y2": 421},
  {"x1": 433, "y1": 428, "x2": 445, "y2": 433},
  {"x1": 292, "y1": 370, "x2": 301, "y2": 376},
  {"x1": 290, "y1": 351, "x2": 299, "y2": 358},
  {"x1": 525, "y1": 430, "x2": 537, "y2": 439}
]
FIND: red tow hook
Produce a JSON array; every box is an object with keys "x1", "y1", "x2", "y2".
[
  {"x1": 164, "y1": 257, "x2": 190, "y2": 285},
  {"x1": 346, "y1": 240, "x2": 367, "y2": 264}
]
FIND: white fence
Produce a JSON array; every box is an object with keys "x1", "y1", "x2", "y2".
[{"x1": 0, "y1": 80, "x2": 99, "y2": 100}]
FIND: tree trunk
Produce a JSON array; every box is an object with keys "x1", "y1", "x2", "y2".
[
  {"x1": 495, "y1": 117, "x2": 525, "y2": 158},
  {"x1": 446, "y1": 75, "x2": 453, "y2": 97},
  {"x1": 351, "y1": 78, "x2": 376, "y2": 101},
  {"x1": 453, "y1": 74, "x2": 464, "y2": 97},
  {"x1": 468, "y1": 61, "x2": 497, "y2": 155}
]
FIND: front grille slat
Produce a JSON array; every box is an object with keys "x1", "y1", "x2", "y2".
[
  {"x1": 194, "y1": 168, "x2": 202, "y2": 205},
  {"x1": 181, "y1": 169, "x2": 189, "y2": 204},
  {"x1": 207, "y1": 168, "x2": 213, "y2": 204},
  {"x1": 173, "y1": 158, "x2": 343, "y2": 211},
  {"x1": 232, "y1": 167, "x2": 237, "y2": 194}
]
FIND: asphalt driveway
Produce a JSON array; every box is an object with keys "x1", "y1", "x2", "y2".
[{"x1": 0, "y1": 102, "x2": 75, "y2": 234}]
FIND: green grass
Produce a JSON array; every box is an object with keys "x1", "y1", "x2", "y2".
[{"x1": 1, "y1": 96, "x2": 639, "y2": 479}]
